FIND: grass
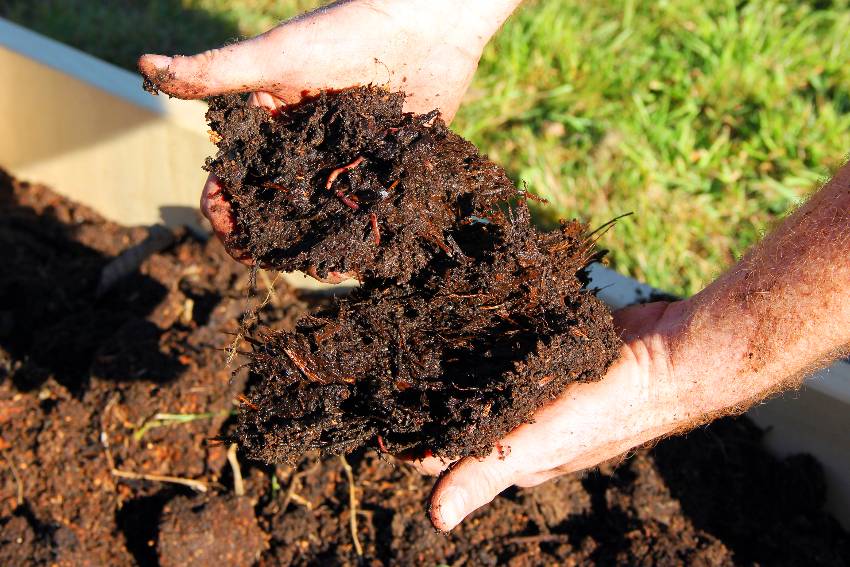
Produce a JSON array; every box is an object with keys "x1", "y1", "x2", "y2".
[
  {"x1": 4, "y1": 0, "x2": 849, "y2": 295},
  {"x1": 133, "y1": 410, "x2": 234, "y2": 441}
]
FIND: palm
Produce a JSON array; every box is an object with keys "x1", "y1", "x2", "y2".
[{"x1": 139, "y1": 1, "x2": 484, "y2": 121}]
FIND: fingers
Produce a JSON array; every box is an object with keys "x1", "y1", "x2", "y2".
[
  {"x1": 407, "y1": 455, "x2": 456, "y2": 476},
  {"x1": 429, "y1": 443, "x2": 529, "y2": 532},
  {"x1": 200, "y1": 174, "x2": 252, "y2": 265},
  {"x1": 200, "y1": 175, "x2": 234, "y2": 235},
  {"x1": 427, "y1": 390, "x2": 589, "y2": 531},
  {"x1": 247, "y1": 91, "x2": 285, "y2": 112},
  {"x1": 139, "y1": 35, "x2": 273, "y2": 99},
  {"x1": 514, "y1": 469, "x2": 562, "y2": 488}
]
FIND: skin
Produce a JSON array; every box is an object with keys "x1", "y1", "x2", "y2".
[
  {"x1": 427, "y1": 175, "x2": 850, "y2": 530},
  {"x1": 139, "y1": 0, "x2": 850, "y2": 532}
]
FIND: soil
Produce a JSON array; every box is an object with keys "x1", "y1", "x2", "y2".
[
  {"x1": 1, "y1": 171, "x2": 849, "y2": 565},
  {"x1": 158, "y1": 495, "x2": 267, "y2": 567},
  {"x1": 205, "y1": 87, "x2": 620, "y2": 464}
]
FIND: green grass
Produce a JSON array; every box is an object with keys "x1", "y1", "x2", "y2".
[
  {"x1": 0, "y1": 1, "x2": 322, "y2": 70},
  {"x1": 4, "y1": 0, "x2": 849, "y2": 295}
]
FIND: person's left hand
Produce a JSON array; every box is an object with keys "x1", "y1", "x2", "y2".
[{"x1": 420, "y1": 300, "x2": 710, "y2": 531}]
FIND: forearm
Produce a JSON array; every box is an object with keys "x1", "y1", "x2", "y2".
[{"x1": 661, "y1": 163, "x2": 850, "y2": 425}]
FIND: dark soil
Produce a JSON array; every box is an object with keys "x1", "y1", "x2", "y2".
[
  {"x1": 205, "y1": 87, "x2": 620, "y2": 464},
  {"x1": 158, "y1": 495, "x2": 267, "y2": 567},
  {"x1": 204, "y1": 88, "x2": 518, "y2": 283},
  {"x1": 1, "y1": 172, "x2": 848, "y2": 565}
]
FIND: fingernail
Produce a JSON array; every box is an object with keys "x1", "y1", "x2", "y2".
[
  {"x1": 436, "y1": 487, "x2": 466, "y2": 531},
  {"x1": 143, "y1": 54, "x2": 172, "y2": 72}
]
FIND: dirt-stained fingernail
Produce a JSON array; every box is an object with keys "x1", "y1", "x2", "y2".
[
  {"x1": 435, "y1": 487, "x2": 466, "y2": 531},
  {"x1": 143, "y1": 54, "x2": 172, "y2": 72}
]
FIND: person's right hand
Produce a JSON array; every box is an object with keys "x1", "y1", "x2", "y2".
[{"x1": 138, "y1": 0, "x2": 521, "y2": 271}]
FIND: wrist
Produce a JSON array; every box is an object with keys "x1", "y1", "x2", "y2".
[
  {"x1": 658, "y1": 294, "x2": 770, "y2": 427},
  {"x1": 605, "y1": 298, "x2": 747, "y2": 441},
  {"x1": 382, "y1": 0, "x2": 519, "y2": 51}
]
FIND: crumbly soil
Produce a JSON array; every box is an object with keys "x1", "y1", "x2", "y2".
[
  {"x1": 205, "y1": 87, "x2": 620, "y2": 464},
  {"x1": 1, "y1": 172, "x2": 848, "y2": 565},
  {"x1": 157, "y1": 495, "x2": 267, "y2": 567},
  {"x1": 204, "y1": 88, "x2": 518, "y2": 283}
]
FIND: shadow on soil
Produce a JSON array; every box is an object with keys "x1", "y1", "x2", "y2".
[
  {"x1": 652, "y1": 417, "x2": 850, "y2": 565},
  {"x1": 115, "y1": 489, "x2": 177, "y2": 567},
  {"x1": 0, "y1": 170, "x2": 187, "y2": 393}
]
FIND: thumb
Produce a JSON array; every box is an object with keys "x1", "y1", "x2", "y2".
[
  {"x1": 429, "y1": 448, "x2": 522, "y2": 532},
  {"x1": 138, "y1": 35, "x2": 272, "y2": 99}
]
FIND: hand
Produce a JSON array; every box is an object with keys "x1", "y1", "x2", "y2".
[
  {"x1": 422, "y1": 149, "x2": 850, "y2": 532},
  {"x1": 422, "y1": 300, "x2": 709, "y2": 531},
  {"x1": 139, "y1": 0, "x2": 518, "y2": 270}
]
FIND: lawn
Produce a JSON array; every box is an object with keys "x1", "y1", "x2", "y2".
[{"x1": 3, "y1": 0, "x2": 849, "y2": 295}]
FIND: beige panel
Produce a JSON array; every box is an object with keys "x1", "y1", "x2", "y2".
[
  {"x1": 0, "y1": 47, "x2": 211, "y2": 228},
  {"x1": 0, "y1": 19, "x2": 337, "y2": 292}
]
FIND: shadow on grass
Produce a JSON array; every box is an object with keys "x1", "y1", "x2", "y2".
[{"x1": 0, "y1": 0, "x2": 242, "y2": 71}]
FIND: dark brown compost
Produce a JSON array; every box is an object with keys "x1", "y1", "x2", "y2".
[{"x1": 203, "y1": 87, "x2": 620, "y2": 464}]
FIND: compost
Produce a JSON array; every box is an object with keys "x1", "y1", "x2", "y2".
[
  {"x1": 0, "y1": 171, "x2": 848, "y2": 565},
  {"x1": 204, "y1": 87, "x2": 620, "y2": 464}
]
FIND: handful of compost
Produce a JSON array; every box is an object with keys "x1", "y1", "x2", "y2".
[{"x1": 204, "y1": 87, "x2": 620, "y2": 464}]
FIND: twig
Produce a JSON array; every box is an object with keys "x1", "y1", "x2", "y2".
[
  {"x1": 179, "y1": 298, "x2": 194, "y2": 326},
  {"x1": 100, "y1": 395, "x2": 121, "y2": 472},
  {"x1": 227, "y1": 443, "x2": 245, "y2": 496},
  {"x1": 280, "y1": 467, "x2": 312, "y2": 513},
  {"x1": 226, "y1": 270, "x2": 281, "y2": 366},
  {"x1": 339, "y1": 455, "x2": 363, "y2": 557},
  {"x1": 279, "y1": 457, "x2": 322, "y2": 515},
  {"x1": 236, "y1": 394, "x2": 260, "y2": 411},
  {"x1": 283, "y1": 348, "x2": 327, "y2": 384},
  {"x1": 111, "y1": 469, "x2": 208, "y2": 492},
  {"x1": 418, "y1": 231, "x2": 453, "y2": 255},
  {"x1": 585, "y1": 212, "x2": 634, "y2": 239},
  {"x1": 506, "y1": 534, "x2": 569, "y2": 545},
  {"x1": 258, "y1": 269, "x2": 282, "y2": 307},
  {"x1": 280, "y1": 471, "x2": 299, "y2": 513},
  {"x1": 97, "y1": 224, "x2": 175, "y2": 296},
  {"x1": 2, "y1": 451, "x2": 23, "y2": 506},
  {"x1": 289, "y1": 493, "x2": 313, "y2": 510}
]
